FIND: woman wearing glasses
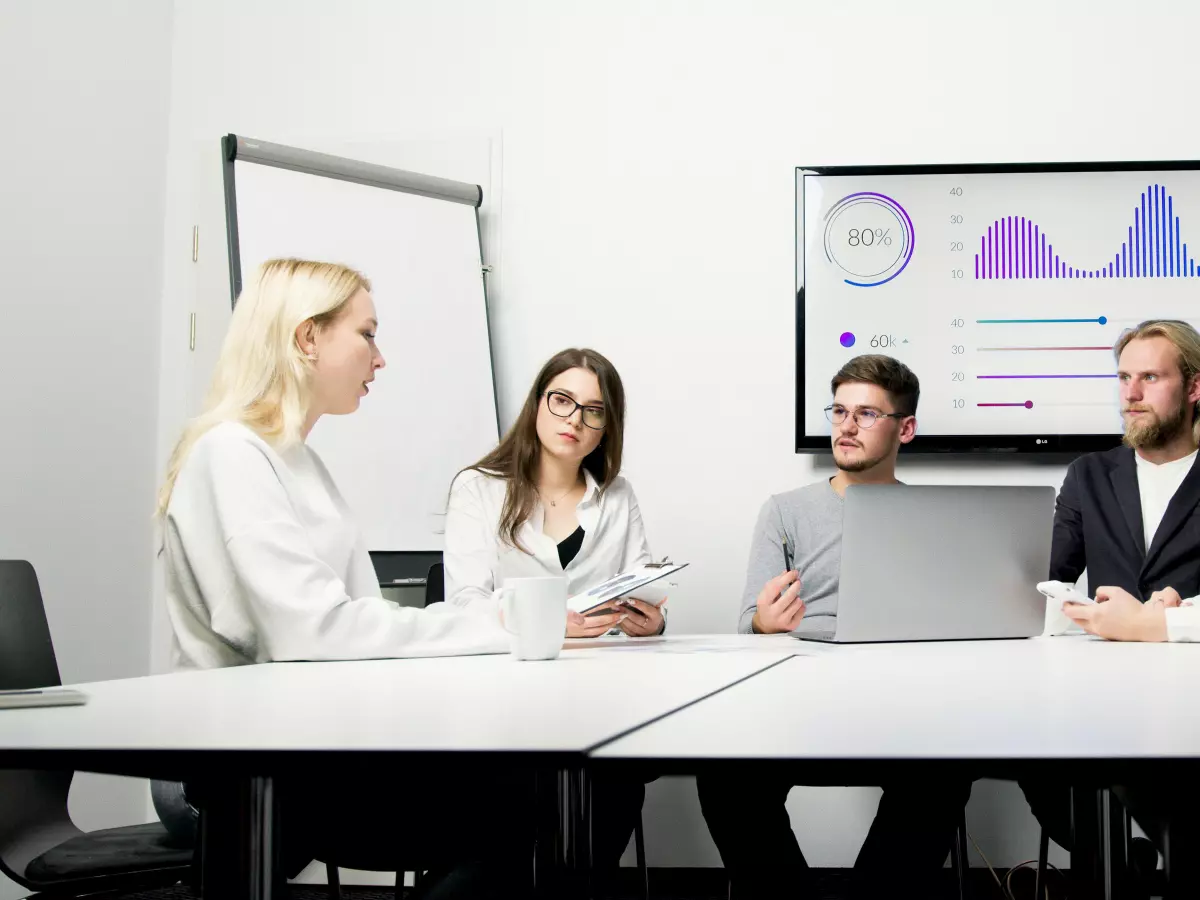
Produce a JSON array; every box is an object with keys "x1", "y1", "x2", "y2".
[
  {"x1": 443, "y1": 348, "x2": 661, "y2": 892},
  {"x1": 444, "y1": 347, "x2": 663, "y2": 638}
]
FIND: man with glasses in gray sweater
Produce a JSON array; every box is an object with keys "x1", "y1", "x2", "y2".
[{"x1": 697, "y1": 355, "x2": 973, "y2": 900}]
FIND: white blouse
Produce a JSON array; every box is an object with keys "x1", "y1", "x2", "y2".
[
  {"x1": 163, "y1": 422, "x2": 507, "y2": 668},
  {"x1": 443, "y1": 468, "x2": 654, "y2": 615}
]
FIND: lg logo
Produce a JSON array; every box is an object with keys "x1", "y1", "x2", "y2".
[{"x1": 1035, "y1": 439, "x2": 1046, "y2": 445}]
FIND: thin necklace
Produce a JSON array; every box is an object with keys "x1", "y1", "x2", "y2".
[{"x1": 540, "y1": 477, "x2": 581, "y2": 507}]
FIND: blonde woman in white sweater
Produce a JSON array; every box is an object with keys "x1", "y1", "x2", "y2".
[
  {"x1": 153, "y1": 258, "x2": 527, "y2": 896},
  {"x1": 158, "y1": 258, "x2": 507, "y2": 666}
]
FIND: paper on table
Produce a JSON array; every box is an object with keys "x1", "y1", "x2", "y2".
[{"x1": 562, "y1": 635, "x2": 807, "y2": 655}]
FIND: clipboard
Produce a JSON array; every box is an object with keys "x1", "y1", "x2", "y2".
[{"x1": 568, "y1": 562, "x2": 689, "y2": 614}]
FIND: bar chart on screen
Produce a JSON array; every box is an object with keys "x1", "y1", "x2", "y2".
[{"x1": 974, "y1": 184, "x2": 1200, "y2": 281}]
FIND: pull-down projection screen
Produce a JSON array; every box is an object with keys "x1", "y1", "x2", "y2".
[{"x1": 223, "y1": 135, "x2": 499, "y2": 551}]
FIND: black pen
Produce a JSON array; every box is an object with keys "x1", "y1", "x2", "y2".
[{"x1": 782, "y1": 535, "x2": 794, "y2": 573}]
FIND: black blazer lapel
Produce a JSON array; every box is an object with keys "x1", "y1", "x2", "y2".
[
  {"x1": 1108, "y1": 449, "x2": 1146, "y2": 559},
  {"x1": 1144, "y1": 453, "x2": 1200, "y2": 571}
]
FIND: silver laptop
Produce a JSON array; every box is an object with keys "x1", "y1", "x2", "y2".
[{"x1": 796, "y1": 485, "x2": 1053, "y2": 643}]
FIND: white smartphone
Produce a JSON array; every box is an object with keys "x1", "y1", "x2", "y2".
[
  {"x1": 0, "y1": 688, "x2": 88, "y2": 710},
  {"x1": 1036, "y1": 580, "x2": 1095, "y2": 605}
]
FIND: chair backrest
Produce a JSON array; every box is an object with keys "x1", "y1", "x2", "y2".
[
  {"x1": 0, "y1": 560, "x2": 62, "y2": 690},
  {"x1": 0, "y1": 561, "x2": 79, "y2": 888},
  {"x1": 424, "y1": 562, "x2": 445, "y2": 607}
]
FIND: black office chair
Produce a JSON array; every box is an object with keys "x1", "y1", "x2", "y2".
[
  {"x1": 424, "y1": 562, "x2": 444, "y2": 607},
  {"x1": 0, "y1": 560, "x2": 195, "y2": 898},
  {"x1": 952, "y1": 810, "x2": 970, "y2": 899},
  {"x1": 633, "y1": 819, "x2": 649, "y2": 900},
  {"x1": 324, "y1": 854, "x2": 421, "y2": 900},
  {"x1": 1032, "y1": 789, "x2": 1161, "y2": 900}
]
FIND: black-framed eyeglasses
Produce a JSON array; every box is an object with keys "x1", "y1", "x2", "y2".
[
  {"x1": 545, "y1": 390, "x2": 606, "y2": 430},
  {"x1": 824, "y1": 404, "x2": 908, "y2": 429}
]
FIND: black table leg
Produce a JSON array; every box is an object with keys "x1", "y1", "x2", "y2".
[
  {"x1": 1103, "y1": 788, "x2": 1131, "y2": 900},
  {"x1": 533, "y1": 767, "x2": 590, "y2": 899},
  {"x1": 533, "y1": 769, "x2": 561, "y2": 899},
  {"x1": 541, "y1": 766, "x2": 594, "y2": 900},
  {"x1": 200, "y1": 775, "x2": 282, "y2": 900},
  {"x1": 1070, "y1": 785, "x2": 1106, "y2": 900},
  {"x1": 580, "y1": 767, "x2": 594, "y2": 900}
]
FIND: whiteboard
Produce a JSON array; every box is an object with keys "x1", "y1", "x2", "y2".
[{"x1": 233, "y1": 159, "x2": 498, "y2": 550}]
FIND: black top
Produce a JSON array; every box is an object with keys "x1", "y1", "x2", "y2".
[
  {"x1": 1051, "y1": 446, "x2": 1200, "y2": 600},
  {"x1": 557, "y1": 526, "x2": 585, "y2": 569}
]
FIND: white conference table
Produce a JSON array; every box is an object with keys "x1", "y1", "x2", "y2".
[
  {"x1": 593, "y1": 635, "x2": 1200, "y2": 900},
  {"x1": 6, "y1": 634, "x2": 1195, "y2": 899},
  {"x1": 0, "y1": 635, "x2": 797, "y2": 900},
  {"x1": 594, "y1": 636, "x2": 1200, "y2": 766},
  {"x1": 0, "y1": 636, "x2": 795, "y2": 764}
]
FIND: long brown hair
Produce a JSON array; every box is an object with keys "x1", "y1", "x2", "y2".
[{"x1": 459, "y1": 348, "x2": 626, "y2": 552}]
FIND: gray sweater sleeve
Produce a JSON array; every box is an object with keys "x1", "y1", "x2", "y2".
[{"x1": 737, "y1": 495, "x2": 788, "y2": 634}]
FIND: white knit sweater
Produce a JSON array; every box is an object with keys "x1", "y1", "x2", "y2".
[{"x1": 162, "y1": 422, "x2": 507, "y2": 668}]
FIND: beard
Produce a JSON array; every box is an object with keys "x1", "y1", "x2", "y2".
[
  {"x1": 1122, "y1": 398, "x2": 1189, "y2": 449},
  {"x1": 832, "y1": 442, "x2": 892, "y2": 473}
]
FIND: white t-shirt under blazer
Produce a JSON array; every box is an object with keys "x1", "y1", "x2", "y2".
[
  {"x1": 162, "y1": 422, "x2": 507, "y2": 669},
  {"x1": 443, "y1": 468, "x2": 654, "y2": 615}
]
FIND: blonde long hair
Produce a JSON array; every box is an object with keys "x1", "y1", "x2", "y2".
[
  {"x1": 156, "y1": 258, "x2": 371, "y2": 516},
  {"x1": 1114, "y1": 318, "x2": 1200, "y2": 442}
]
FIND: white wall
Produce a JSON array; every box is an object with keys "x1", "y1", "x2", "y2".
[
  {"x1": 0, "y1": 1, "x2": 173, "y2": 897},
  {"x1": 155, "y1": 0, "x2": 1196, "y2": 874}
]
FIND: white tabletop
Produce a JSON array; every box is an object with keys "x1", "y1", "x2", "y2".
[
  {"x1": 0, "y1": 635, "x2": 797, "y2": 758},
  {"x1": 595, "y1": 636, "x2": 1200, "y2": 761}
]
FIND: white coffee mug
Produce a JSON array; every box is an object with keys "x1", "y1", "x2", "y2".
[{"x1": 498, "y1": 576, "x2": 568, "y2": 661}]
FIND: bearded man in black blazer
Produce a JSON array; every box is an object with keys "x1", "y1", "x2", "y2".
[
  {"x1": 1024, "y1": 319, "x2": 1200, "y2": 897},
  {"x1": 1057, "y1": 319, "x2": 1200, "y2": 640}
]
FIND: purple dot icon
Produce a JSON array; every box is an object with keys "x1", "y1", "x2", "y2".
[
  {"x1": 839, "y1": 332, "x2": 856, "y2": 348},
  {"x1": 1024, "y1": 401, "x2": 1034, "y2": 409}
]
